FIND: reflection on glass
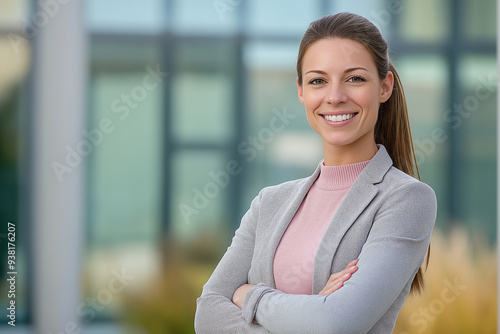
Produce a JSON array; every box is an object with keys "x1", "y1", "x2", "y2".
[
  {"x1": 172, "y1": 72, "x2": 234, "y2": 143},
  {"x1": 399, "y1": 0, "x2": 450, "y2": 42},
  {"x1": 331, "y1": 0, "x2": 388, "y2": 35},
  {"x1": 0, "y1": 1, "x2": 28, "y2": 29},
  {"x1": 173, "y1": 0, "x2": 239, "y2": 34},
  {"x1": 463, "y1": 0, "x2": 496, "y2": 40},
  {"x1": 397, "y1": 56, "x2": 447, "y2": 137},
  {"x1": 86, "y1": 0, "x2": 165, "y2": 33},
  {"x1": 171, "y1": 150, "x2": 229, "y2": 239},
  {"x1": 245, "y1": 42, "x2": 304, "y2": 132},
  {"x1": 247, "y1": 0, "x2": 319, "y2": 35}
]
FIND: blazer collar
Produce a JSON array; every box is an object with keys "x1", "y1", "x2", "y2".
[
  {"x1": 262, "y1": 144, "x2": 393, "y2": 291},
  {"x1": 359, "y1": 144, "x2": 393, "y2": 184}
]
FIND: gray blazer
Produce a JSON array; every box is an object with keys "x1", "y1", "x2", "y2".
[{"x1": 195, "y1": 145, "x2": 437, "y2": 334}]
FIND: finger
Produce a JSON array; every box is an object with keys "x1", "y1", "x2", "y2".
[
  {"x1": 327, "y1": 264, "x2": 358, "y2": 283},
  {"x1": 320, "y1": 281, "x2": 344, "y2": 295},
  {"x1": 332, "y1": 272, "x2": 352, "y2": 286},
  {"x1": 327, "y1": 271, "x2": 345, "y2": 281},
  {"x1": 320, "y1": 272, "x2": 352, "y2": 295},
  {"x1": 320, "y1": 260, "x2": 359, "y2": 296},
  {"x1": 346, "y1": 259, "x2": 359, "y2": 268},
  {"x1": 322, "y1": 267, "x2": 358, "y2": 292}
]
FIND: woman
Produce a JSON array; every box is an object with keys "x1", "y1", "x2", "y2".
[{"x1": 195, "y1": 12, "x2": 436, "y2": 334}]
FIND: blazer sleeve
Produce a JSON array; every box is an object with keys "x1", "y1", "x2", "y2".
[
  {"x1": 194, "y1": 190, "x2": 271, "y2": 334},
  {"x1": 241, "y1": 181, "x2": 437, "y2": 334}
]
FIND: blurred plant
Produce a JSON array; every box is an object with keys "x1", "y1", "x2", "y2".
[
  {"x1": 119, "y1": 228, "x2": 228, "y2": 334},
  {"x1": 394, "y1": 227, "x2": 497, "y2": 334}
]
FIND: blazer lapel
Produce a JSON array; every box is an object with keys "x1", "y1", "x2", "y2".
[
  {"x1": 312, "y1": 145, "x2": 393, "y2": 292},
  {"x1": 260, "y1": 163, "x2": 321, "y2": 288}
]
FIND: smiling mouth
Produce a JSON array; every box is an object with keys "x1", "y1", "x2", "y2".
[{"x1": 322, "y1": 113, "x2": 358, "y2": 122}]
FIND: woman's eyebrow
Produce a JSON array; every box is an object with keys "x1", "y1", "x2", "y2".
[
  {"x1": 305, "y1": 70, "x2": 328, "y2": 75},
  {"x1": 345, "y1": 66, "x2": 368, "y2": 72},
  {"x1": 304, "y1": 67, "x2": 369, "y2": 75}
]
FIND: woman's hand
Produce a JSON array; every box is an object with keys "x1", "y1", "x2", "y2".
[
  {"x1": 232, "y1": 283, "x2": 256, "y2": 309},
  {"x1": 318, "y1": 259, "x2": 359, "y2": 296},
  {"x1": 232, "y1": 259, "x2": 358, "y2": 308}
]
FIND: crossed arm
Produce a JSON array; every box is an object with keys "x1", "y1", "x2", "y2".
[
  {"x1": 232, "y1": 259, "x2": 359, "y2": 308},
  {"x1": 195, "y1": 182, "x2": 436, "y2": 334}
]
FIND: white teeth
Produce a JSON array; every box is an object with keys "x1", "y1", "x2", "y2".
[{"x1": 324, "y1": 114, "x2": 355, "y2": 122}]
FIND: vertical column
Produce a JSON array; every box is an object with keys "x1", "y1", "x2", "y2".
[{"x1": 32, "y1": 0, "x2": 87, "y2": 333}]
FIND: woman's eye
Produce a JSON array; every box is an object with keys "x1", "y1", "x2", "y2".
[
  {"x1": 309, "y1": 78, "x2": 326, "y2": 85},
  {"x1": 348, "y1": 75, "x2": 365, "y2": 83}
]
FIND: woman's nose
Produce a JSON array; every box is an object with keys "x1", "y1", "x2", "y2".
[{"x1": 326, "y1": 84, "x2": 348, "y2": 105}]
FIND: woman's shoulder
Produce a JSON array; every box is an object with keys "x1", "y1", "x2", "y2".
[{"x1": 381, "y1": 166, "x2": 437, "y2": 206}]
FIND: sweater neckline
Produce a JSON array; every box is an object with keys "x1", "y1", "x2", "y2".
[{"x1": 316, "y1": 160, "x2": 370, "y2": 190}]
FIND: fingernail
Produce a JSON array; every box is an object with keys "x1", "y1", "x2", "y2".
[
  {"x1": 342, "y1": 273, "x2": 350, "y2": 278},
  {"x1": 335, "y1": 282, "x2": 343, "y2": 287},
  {"x1": 348, "y1": 266, "x2": 357, "y2": 270}
]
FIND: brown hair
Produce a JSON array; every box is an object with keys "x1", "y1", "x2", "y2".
[{"x1": 297, "y1": 12, "x2": 428, "y2": 294}]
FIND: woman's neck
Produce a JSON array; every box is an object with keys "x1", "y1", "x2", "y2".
[{"x1": 322, "y1": 136, "x2": 378, "y2": 166}]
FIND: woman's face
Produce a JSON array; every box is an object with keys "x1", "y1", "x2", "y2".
[{"x1": 298, "y1": 38, "x2": 393, "y2": 151}]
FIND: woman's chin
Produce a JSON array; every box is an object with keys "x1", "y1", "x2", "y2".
[{"x1": 321, "y1": 137, "x2": 357, "y2": 148}]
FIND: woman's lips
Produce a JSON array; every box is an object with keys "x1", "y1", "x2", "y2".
[{"x1": 321, "y1": 112, "x2": 358, "y2": 126}]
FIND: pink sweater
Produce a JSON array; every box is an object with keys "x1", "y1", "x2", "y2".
[{"x1": 273, "y1": 160, "x2": 370, "y2": 294}]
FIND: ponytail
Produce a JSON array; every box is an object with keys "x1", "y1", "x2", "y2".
[
  {"x1": 376, "y1": 62, "x2": 429, "y2": 294},
  {"x1": 375, "y1": 62, "x2": 421, "y2": 181}
]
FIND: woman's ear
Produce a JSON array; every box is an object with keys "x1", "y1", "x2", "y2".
[
  {"x1": 380, "y1": 71, "x2": 394, "y2": 103},
  {"x1": 297, "y1": 77, "x2": 305, "y2": 105}
]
